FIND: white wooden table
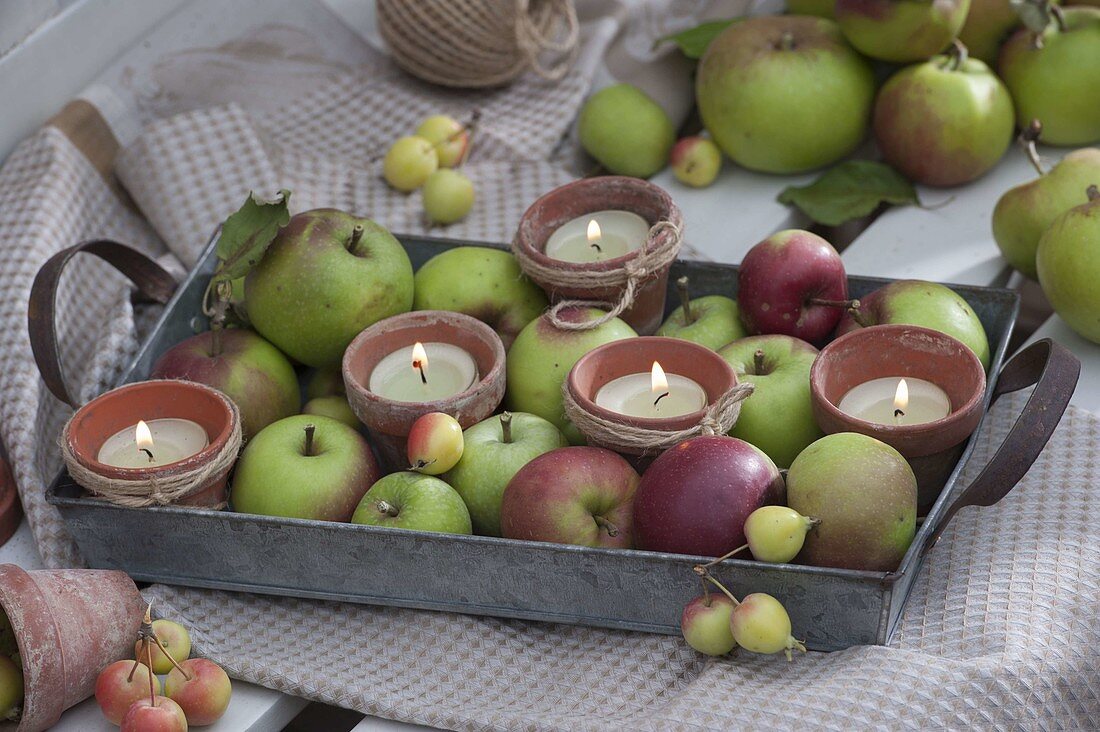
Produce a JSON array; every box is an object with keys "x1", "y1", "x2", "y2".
[{"x1": 2, "y1": 1, "x2": 1096, "y2": 730}]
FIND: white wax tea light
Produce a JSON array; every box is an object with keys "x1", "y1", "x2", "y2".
[
  {"x1": 543, "y1": 210, "x2": 650, "y2": 263},
  {"x1": 837, "y1": 377, "x2": 951, "y2": 426},
  {"x1": 595, "y1": 361, "x2": 707, "y2": 419},
  {"x1": 369, "y1": 341, "x2": 478, "y2": 402},
  {"x1": 97, "y1": 418, "x2": 209, "y2": 468}
]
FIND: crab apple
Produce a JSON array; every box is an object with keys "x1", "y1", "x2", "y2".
[
  {"x1": 680, "y1": 594, "x2": 738, "y2": 656},
  {"x1": 0, "y1": 655, "x2": 22, "y2": 721},
  {"x1": 383, "y1": 135, "x2": 438, "y2": 192},
  {"x1": 407, "y1": 412, "x2": 464, "y2": 475},
  {"x1": 96, "y1": 660, "x2": 161, "y2": 725},
  {"x1": 422, "y1": 169, "x2": 475, "y2": 224},
  {"x1": 669, "y1": 136, "x2": 722, "y2": 188},
  {"x1": 166, "y1": 658, "x2": 232, "y2": 726},
  {"x1": 135, "y1": 619, "x2": 191, "y2": 675},
  {"x1": 120, "y1": 696, "x2": 187, "y2": 732},
  {"x1": 729, "y1": 592, "x2": 807, "y2": 660},
  {"x1": 743, "y1": 505, "x2": 818, "y2": 563},
  {"x1": 416, "y1": 114, "x2": 469, "y2": 168}
]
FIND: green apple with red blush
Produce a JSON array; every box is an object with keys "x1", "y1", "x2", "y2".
[
  {"x1": 352, "y1": 471, "x2": 472, "y2": 535},
  {"x1": 872, "y1": 45, "x2": 1014, "y2": 187},
  {"x1": 668, "y1": 136, "x2": 722, "y2": 188},
  {"x1": 407, "y1": 412, "x2": 464, "y2": 475},
  {"x1": 657, "y1": 276, "x2": 746, "y2": 350},
  {"x1": 743, "y1": 505, "x2": 819, "y2": 563},
  {"x1": 416, "y1": 114, "x2": 469, "y2": 168},
  {"x1": 835, "y1": 0, "x2": 971, "y2": 62},
  {"x1": 500, "y1": 446, "x2": 639, "y2": 548},
  {"x1": 96, "y1": 660, "x2": 159, "y2": 725},
  {"x1": 1036, "y1": 185, "x2": 1100, "y2": 343},
  {"x1": 680, "y1": 594, "x2": 737, "y2": 656},
  {"x1": 165, "y1": 658, "x2": 233, "y2": 726},
  {"x1": 505, "y1": 307, "x2": 637, "y2": 444},
  {"x1": 730, "y1": 592, "x2": 807, "y2": 660},
  {"x1": 718, "y1": 335, "x2": 822, "y2": 469},
  {"x1": 958, "y1": 0, "x2": 1060, "y2": 65}
]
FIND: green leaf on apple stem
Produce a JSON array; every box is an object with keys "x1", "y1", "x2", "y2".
[
  {"x1": 655, "y1": 19, "x2": 740, "y2": 59},
  {"x1": 212, "y1": 189, "x2": 292, "y2": 282},
  {"x1": 776, "y1": 161, "x2": 920, "y2": 227}
]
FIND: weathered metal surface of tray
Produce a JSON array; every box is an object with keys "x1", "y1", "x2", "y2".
[{"x1": 47, "y1": 235, "x2": 1021, "y2": 651}]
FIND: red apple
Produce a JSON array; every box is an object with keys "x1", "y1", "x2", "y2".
[
  {"x1": 166, "y1": 658, "x2": 232, "y2": 726},
  {"x1": 500, "y1": 447, "x2": 639, "y2": 548},
  {"x1": 633, "y1": 435, "x2": 784, "y2": 557},
  {"x1": 96, "y1": 660, "x2": 161, "y2": 725},
  {"x1": 120, "y1": 696, "x2": 187, "y2": 732},
  {"x1": 737, "y1": 230, "x2": 849, "y2": 344}
]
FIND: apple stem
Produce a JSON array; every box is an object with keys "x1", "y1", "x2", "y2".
[
  {"x1": 500, "y1": 411, "x2": 514, "y2": 444},
  {"x1": 704, "y1": 575, "x2": 741, "y2": 606},
  {"x1": 303, "y1": 424, "x2": 316, "y2": 457},
  {"x1": 753, "y1": 349, "x2": 765, "y2": 375},
  {"x1": 1088, "y1": 185, "x2": 1099, "y2": 202},
  {"x1": 152, "y1": 632, "x2": 192, "y2": 680},
  {"x1": 208, "y1": 280, "x2": 232, "y2": 358},
  {"x1": 410, "y1": 458, "x2": 436, "y2": 472},
  {"x1": 777, "y1": 31, "x2": 795, "y2": 51},
  {"x1": 808, "y1": 297, "x2": 859, "y2": 310},
  {"x1": 145, "y1": 636, "x2": 156, "y2": 706},
  {"x1": 676, "y1": 276, "x2": 695, "y2": 324},
  {"x1": 942, "y1": 38, "x2": 968, "y2": 72},
  {"x1": 700, "y1": 574, "x2": 712, "y2": 606},
  {"x1": 376, "y1": 500, "x2": 400, "y2": 518},
  {"x1": 593, "y1": 515, "x2": 619, "y2": 537},
  {"x1": 346, "y1": 224, "x2": 365, "y2": 256},
  {"x1": 696, "y1": 544, "x2": 750, "y2": 571},
  {"x1": 1019, "y1": 119, "x2": 1046, "y2": 176},
  {"x1": 1052, "y1": 3, "x2": 1067, "y2": 32},
  {"x1": 848, "y1": 304, "x2": 873, "y2": 329}
]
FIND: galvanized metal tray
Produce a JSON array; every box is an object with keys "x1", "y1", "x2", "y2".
[{"x1": 41, "y1": 234, "x2": 1075, "y2": 651}]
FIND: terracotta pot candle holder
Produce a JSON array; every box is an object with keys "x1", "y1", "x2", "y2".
[
  {"x1": 343, "y1": 310, "x2": 507, "y2": 470},
  {"x1": 810, "y1": 324, "x2": 987, "y2": 512},
  {"x1": 61, "y1": 380, "x2": 241, "y2": 509},
  {"x1": 512, "y1": 176, "x2": 684, "y2": 335},
  {"x1": 564, "y1": 336, "x2": 751, "y2": 466}
]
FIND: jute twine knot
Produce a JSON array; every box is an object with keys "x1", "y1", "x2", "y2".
[
  {"x1": 516, "y1": 220, "x2": 685, "y2": 331},
  {"x1": 61, "y1": 407, "x2": 242, "y2": 509},
  {"x1": 377, "y1": 0, "x2": 579, "y2": 88},
  {"x1": 562, "y1": 380, "x2": 755, "y2": 454}
]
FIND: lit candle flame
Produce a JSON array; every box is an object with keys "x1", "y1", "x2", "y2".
[
  {"x1": 651, "y1": 361, "x2": 669, "y2": 394},
  {"x1": 894, "y1": 379, "x2": 909, "y2": 415},
  {"x1": 135, "y1": 420, "x2": 154, "y2": 450},
  {"x1": 586, "y1": 219, "x2": 602, "y2": 244},
  {"x1": 411, "y1": 342, "x2": 428, "y2": 384}
]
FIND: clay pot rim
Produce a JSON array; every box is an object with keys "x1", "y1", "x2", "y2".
[
  {"x1": 566, "y1": 336, "x2": 738, "y2": 431},
  {"x1": 343, "y1": 310, "x2": 507, "y2": 416},
  {"x1": 513, "y1": 176, "x2": 684, "y2": 273},
  {"x1": 810, "y1": 324, "x2": 987, "y2": 447},
  {"x1": 0, "y1": 564, "x2": 64, "y2": 728},
  {"x1": 64, "y1": 379, "x2": 238, "y2": 479}
]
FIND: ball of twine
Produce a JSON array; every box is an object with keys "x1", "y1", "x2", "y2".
[
  {"x1": 377, "y1": 0, "x2": 579, "y2": 88},
  {"x1": 62, "y1": 404, "x2": 242, "y2": 509},
  {"x1": 562, "y1": 380, "x2": 755, "y2": 455},
  {"x1": 514, "y1": 220, "x2": 685, "y2": 331}
]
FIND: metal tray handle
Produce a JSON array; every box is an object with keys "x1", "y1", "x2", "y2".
[
  {"x1": 924, "y1": 338, "x2": 1080, "y2": 553},
  {"x1": 28, "y1": 240, "x2": 178, "y2": 409}
]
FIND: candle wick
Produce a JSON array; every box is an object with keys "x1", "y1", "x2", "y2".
[
  {"x1": 140, "y1": 448, "x2": 155, "y2": 462},
  {"x1": 654, "y1": 391, "x2": 670, "y2": 408},
  {"x1": 589, "y1": 241, "x2": 602, "y2": 253},
  {"x1": 894, "y1": 408, "x2": 905, "y2": 418},
  {"x1": 414, "y1": 360, "x2": 427, "y2": 384}
]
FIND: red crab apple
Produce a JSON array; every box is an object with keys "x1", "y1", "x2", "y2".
[
  {"x1": 500, "y1": 446, "x2": 639, "y2": 548},
  {"x1": 96, "y1": 660, "x2": 162, "y2": 725},
  {"x1": 166, "y1": 658, "x2": 233, "y2": 726},
  {"x1": 120, "y1": 696, "x2": 187, "y2": 732},
  {"x1": 680, "y1": 593, "x2": 737, "y2": 656},
  {"x1": 737, "y1": 229, "x2": 849, "y2": 345},
  {"x1": 669, "y1": 136, "x2": 722, "y2": 188},
  {"x1": 135, "y1": 619, "x2": 191, "y2": 675},
  {"x1": 633, "y1": 435, "x2": 784, "y2": 557},
  {"x1": 407, "y1": 412, "x2": 464, "y2": 475}
]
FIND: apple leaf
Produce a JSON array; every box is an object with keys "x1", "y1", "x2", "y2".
[
  {"x1": 776, "y1": 161, "x2": 920, "y2": 227},
  {"x1": 212, "y1": 189, "x2": 291, "y2": 283},
  {"x1": 655, "y1": 19, "x2": 739, "y2": 59}
]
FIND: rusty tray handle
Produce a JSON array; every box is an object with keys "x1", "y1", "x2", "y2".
[
  {"x1": 924, "y1": 338, "x2": 1080, "y2": 553},
  {"x1": 28, "y1": 240, "x2": 178, "y2": 409}
]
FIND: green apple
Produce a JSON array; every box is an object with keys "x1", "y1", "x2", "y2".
[
  {"x1": 680, "y1": 594, "x2": 737, "y2": 656},
  {"x1": 656, "y1": 276, "x2": 746, "y2": 350},
  {"x1": 786, "y1": 0, "x2": 836, "y2": 17},
  {"x1": 717, "y1": 335, "x2": 823, "y2": 469},
  {"x1": 422, "y1": 169, "x2": 474, "y2": 224},
  {"x1": 232, "y1": 415, "x2": 380, "y2": 521},
  {"x1": 696, "y1": 16, "x2": 875, "y2": 173},
  {"x1": 1036, "y1": 185, "x2": 1100, "y2": 342},
  {"x1": 443, "y1": 411, "x2": 569, "y2": 536},
  {"x1": 351, "y1": 472, "x2": 472, "y2": 534},
  {"x1": 787, "y1": 432, "x2": 917, "y2": 571},
  {"x1": 958, "y1": 0, "x2": 1056, "y2": 64},
  {"x1": 416, "y1": 114, "x2": 469, "y2": 168},
  {"x1": 383, "y1": 135, "x2": 438, "y2": 191},
  {"x1": 506, "y1": 307, "x2": 637, "y2": 444},
  {"x1": 135, "y1": 619, "x2": 190, "y2": 675},
  {"x1": 872, "y1": 53, "x2": 1014, "y2": 187},
  {"x1": 993, "y1": 147, "x2": 1100, "y2": 279},
  {"x1": 150, "y1": 328, "x2": 299, "y2": 440},
  {"x1": 668, "y1": 136, "x2": 722, "y2": 188},
  {"x1": 999, "y1": 7, "x2": 1100, "y2": 146},
  {"x1": 302, "y1": 395, "x2": 359, "y2": 429},
  {"x1": 413, "y1": 247, "x2": 548, "y2": 348},
  {"x1": 245, "y1": 209, "x2": 414, "y2": 368},
  {"x1": 578, "y1": 84, "x2": 675, "y2": 178},
  {"x1": 837, "y1": 280, "x2": 991, "y2": 369},
  {"x1": 835, "y1": 0, "x2": 971, "y2": 62},
  {"x1": 305, "y1": 366, "x2": 344, "y2": 399}
]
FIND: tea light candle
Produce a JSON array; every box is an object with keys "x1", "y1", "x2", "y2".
[
  {"x1": 595, "y1": 361, "x2": 707, "y2": 419},
  {"x1": 543, "y1": 210, "x2": 649, "y2": 263},
  {"x1": 369, "y1": 341, "x2": 478, "y2": 403},
  {"x1": 96, "y1": 418, "x2": 210, "y2": 468},
  {"x1": 837, "y1": 377, "x2": 951, "y2": 426}
]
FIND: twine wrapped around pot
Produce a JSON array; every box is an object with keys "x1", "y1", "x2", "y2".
[
  {"x1": 61, "y1": 408, "x2": 242, "y2": 509},
  {"x1": 377, "y1": 0, "x2": 579, "y2": 88},
  {"x1": 515, "y1": 220, "x2": 684, "y2": 331},
  {"x1": 562, "y1": 380, "x2": 755, "y2": 455}
]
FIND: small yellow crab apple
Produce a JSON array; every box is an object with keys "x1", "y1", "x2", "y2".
[
  {"x1": 407, "y1": 412, "x2": 464, "y2": 475},
  {"x1": 730, "y1": 592, "x2": 807, "y2": 660},
  {"x1": 416, "y1": 114, "x2": 470, "y2": 168}
]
